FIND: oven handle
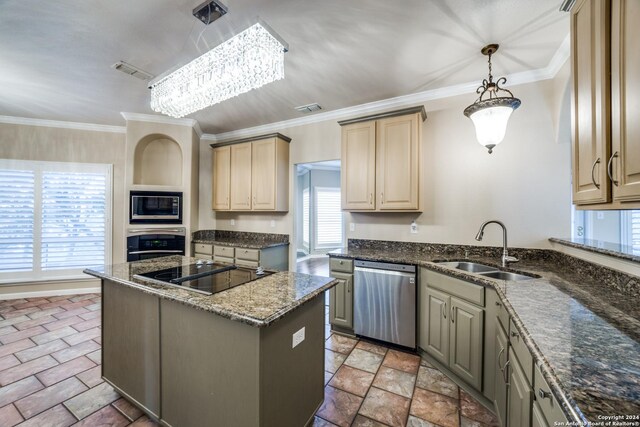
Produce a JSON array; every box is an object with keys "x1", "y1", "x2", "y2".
[
  {"x1": 128, "y1": 250, "x2": 184, "y2": 255},
  {"x1": 127, "y1": 228, "x2": 186, "y2": 236}
]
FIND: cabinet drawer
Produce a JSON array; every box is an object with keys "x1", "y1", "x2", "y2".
[
  {"x1": 236, "y1": 259, "x2": 259, "y2": 268},
  {"x1": 496, "y1": 297, "x2": 510, "y2": 333},
  {"x1": 235, "y1": 248, "x2": 260, "y2": 262},
  {"x1": 534, "y1": 364, "x2": 568, "y2": 425},
  {"x1": 330, "y1": 258, "x2": 354, "y2": 273},
  {"x1": 509, "y1": 318, "x2": 533, "y2": 385},
  {"x1": 194, "y1": 243, "x2": 213, "y2": 255},
  {"x1": 213, "y1": 256, "x2": 234, "y2": 264},
  {"x1": 214, "y1": 246, "x2": 235, "y2": 258},
  {"x1": 424, "y1": 269, "x2": 484, "y2": 306}
]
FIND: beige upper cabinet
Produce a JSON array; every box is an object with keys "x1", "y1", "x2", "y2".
[
  {"x1": 211, "y1": 145, "x2": 231, "y2": 210},
  {"x1": 211, "y1": 133, "x2": 290, "y2": 212},
  {"x1": 339, "y1": 107, "x2": 425, "y2": 212},
  {"x1": 571, "y1": 0, "x2": 611, "y2": 205},
  {"x1": 251, "y1": 137, "x2": 289, "y2": 211},
  {"x1": 571, "y1": 0, "x2": 640, "y2": 208},
  {"x1": 341, "y1": 121, "x2": 376, "y2": 210},
  {"x1": 610, "y1": 0, "x2": 640, "y2": 202},
  {"x1": 230, "y1": 143, "x2": 253, "y2": 210}
]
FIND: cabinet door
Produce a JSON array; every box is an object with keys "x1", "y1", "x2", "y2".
[
  {"x1": 376, "y1": 113, "x2": 420, "y2": 210},
  {"x1": 508, "y1": 355, "x2": 533, "y2": 427},
  {"x1": 424, "y1": 287, "x2": 449, "y2": 365},
  {"x1": 532, "y1": 401, "x2": 550, "y2": 427},
  {"x1": 103, "y1": 280, "x2": 160, "y2": 417},
  {"x1": 494, "y1": 323, "x2": 509, "y2": 427},
  {"x1": 611, "y1": 0, "x2": 640, "y2": 201},
  {"x1": 449, "y1": 297, "x2": 483, "y2": 390},
  {"x1": 212, "y1": 146, "x2": 231, "y2": 210},
  {"x1": 251, "y1": 138, "x2": 277, "y2": 210},
  {"x1": 329, "y1": 272, "x2": 353, "y2": 330},
  {"x1": 230, "y1": 142, "x2": 252, "y2": 210},
  {"x1": 571, "y1": 0, "x2": 611, "y2": 204},
  {"x1": 341, "y1": 121, "x2": 376, "y2": 210}
]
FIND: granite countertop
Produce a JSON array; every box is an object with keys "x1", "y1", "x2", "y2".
[
  {"x1": 550, "y1": 237, "x2": 640, "y2": 263},
  {"x1": 191, "y1": 230, "x2": 289, "y2": 249},
  {"x1": 84, "y1": 256, "x2": 336, "y2": 328},
  {"x1": 191, "y1": 236, "x2": 289, "y2": 249},
  {"x1": 330, "y1": 246, "x2": 640, "y2": 425}
]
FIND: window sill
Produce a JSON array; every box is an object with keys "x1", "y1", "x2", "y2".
[{"x1": 549, "y1": 237, "x2": 640, "y2": 264}]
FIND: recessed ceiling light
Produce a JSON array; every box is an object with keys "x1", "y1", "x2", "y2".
[{"x1": 294, "y1": 103, "x2": 322, "y2": 114}]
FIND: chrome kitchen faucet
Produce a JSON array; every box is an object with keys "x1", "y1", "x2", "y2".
[{"x1": 475, "y1": 220, "x2": 519, "y2": 267}]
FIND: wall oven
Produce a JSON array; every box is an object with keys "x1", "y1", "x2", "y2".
[
  {"x1": 126, "y1": 228, "x2": 186, "y2": 262},
  {"x1": 130, "y1": 191, "x2": 182, "y2": 224}
]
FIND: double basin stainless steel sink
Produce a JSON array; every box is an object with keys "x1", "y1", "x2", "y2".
[{"x1": 435, "y1": 261, "x2": 537, "y2": 281}]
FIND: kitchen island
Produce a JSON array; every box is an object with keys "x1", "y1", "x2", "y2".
[{"x1": 84, "y1": 256, "x2": 337, "y2": 427}]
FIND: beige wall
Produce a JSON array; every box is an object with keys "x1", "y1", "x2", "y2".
[
  {"x1": 0, "y1": 123, "x2": 127, "y2": 265},
  {"x1": 200, "y1": 64, "x2": 573, "y2": 269}
]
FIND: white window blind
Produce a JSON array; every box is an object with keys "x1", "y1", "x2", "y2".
[
  {"x1": 302, "y1": 188, "x2": 310, "y2": 247},
  {"x1": 41, "y1": 171, "x2": 107, "y2": 270},
  {"x1": 628, "y1": 210, "x2": 640, "y2": 255},
  {"x1": 0, "y1": 160, "x2": 111, "y2": 283},
  {"x1": 0, "y1": 170, "x2": 35, "y2": 272},
  {"x1": 315, "y1": 187, "x2": 342, "y2": 247}
]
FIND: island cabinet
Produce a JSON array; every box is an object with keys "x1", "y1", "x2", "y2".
[
  {"x1": 102, "y1": 280, "x2": 160, "y2": 418},
  {"x1": 328, "y1": 258, "x2": 354, "y2": 333},
  {"x1": 339, "y1": 106, "x2": 426, "y2": 212},
  {"x1": 101, "y1": 277, "x2": 326, "y2": 427},
  {"x1": 211, "y1": 133, "x2": 290, "y2": 212},
  {"x1": 419, "y1": 269, "x2": 484, "y2": 391},
  {"x1": 192, "y1": 243, "x2": 289, "y2": 271},
  {"x1": 571, "y1": 0, "x2": 640, "y2": 208}
]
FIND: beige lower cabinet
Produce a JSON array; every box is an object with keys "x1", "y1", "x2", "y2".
[
  {"x1": 329, "y1": 258, "x2": 354, "y2": 333},
  {"x1": 192, "y1": 243, "x2": 288, "y2": 271},
  {"x1": 420, "y1": 269, "x2": 484, "y2": 391},
  {"x1": 508, "y1": 353, "x2": 533, "y2": 427}
]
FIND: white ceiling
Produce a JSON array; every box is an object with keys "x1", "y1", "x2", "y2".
[{"x1": 0, "y1": 0, "x2": 569, "y2": 134}]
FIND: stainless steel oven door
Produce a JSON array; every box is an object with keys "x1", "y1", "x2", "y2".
[{"x1": 126, "y1": 228, "x2": 186, "y2": 262}]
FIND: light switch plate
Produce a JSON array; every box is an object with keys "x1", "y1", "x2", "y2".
[
  {"x1": 230, "y1": 219, "x2": 235, "y2": 226},
  {"x1": 349, "y1": 223, "x2": 355, "y2": 232},
  {"x1": 270, "y1": 220, "x2": 276, "y2": 228},
  {"x1": 292, "y1": 327, "x2": 305, "y2": 348}
]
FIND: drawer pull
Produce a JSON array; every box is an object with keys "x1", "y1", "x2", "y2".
[
  {"x1": 538, "y1": 388, "x2": 551, "y2": 400},
  {"x1": 510, "y1": 331, "x2": 520, "y2": 340},
  {"x1": 495, "y1": 301, "x2": 501, "y2": 306}
]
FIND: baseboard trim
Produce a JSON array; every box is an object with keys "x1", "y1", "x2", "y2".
[{"x1": 0, "y1": 286, "x2": 101, "y2": 300}]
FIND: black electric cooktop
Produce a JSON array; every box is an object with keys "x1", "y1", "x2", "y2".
[{"x1": 134, "y1": 261, "x2": 271, "y2": 295}]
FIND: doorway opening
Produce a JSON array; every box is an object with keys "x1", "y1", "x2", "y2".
[{"x1": 295, "y1": 160, "x2": 343, "y2": 280}]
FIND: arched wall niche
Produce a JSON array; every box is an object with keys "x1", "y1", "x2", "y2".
[{"x1": 133, "y1": 133, "x2": 183, "y2": 186}]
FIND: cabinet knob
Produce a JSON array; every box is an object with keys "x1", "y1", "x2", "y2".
[
  {"x1": 495, "y1": 301, "x2": 501, "y2": 307},
  {"x1": 510, "y1": 331, "x2": 519, "y2": 340},
  {"x1": 538, "y1": 388, "x2": 551, "y2": 400}
]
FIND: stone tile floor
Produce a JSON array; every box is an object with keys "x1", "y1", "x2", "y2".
[{"x1": 0, "y1": 295, "x2": 498, "y2": 427}]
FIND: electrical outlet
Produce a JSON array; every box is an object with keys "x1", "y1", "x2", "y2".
[
  {"x1": 349, "y1": 223, "x2": 355, "y2": 232},
  {"x1": 230, "y1": 219, "x2": 235, "y2": 226},
  {"x1": 270, "y1": 220, "x2": 276, "y2": 228},
  {"x1": 292, "y1": 327, "x2": 305, "y2": 348},
  {"x1": 410, "y1": 220, "x2": 418, "y2": 234}
]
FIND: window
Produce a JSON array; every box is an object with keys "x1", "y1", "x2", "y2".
[
  {"x1": 622, "y1": 210, "x2": 640, "y2": 256},
  {"x1": 315, "y1": 187, "x2": 343, "y2": 248},
  {"x1": 572, "y1": 207, "x2": 640, "y2": 255},
  {"x1": 302, "y1": 188, "x2": 310, "y2": 250},
  {"x1": 0, "y1": 160, "x2": 112, "y2": 283}
]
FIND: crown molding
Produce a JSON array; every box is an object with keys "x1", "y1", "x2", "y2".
[
  {"x1": 0, "y1": 115, "x2": 125, "y2": 133},
  {"x1": 205, "y1": 33, "x2": 571, "y2": 142},
  {"x1": 120, "y1": 112, "x2": 201, "y2": 135}
]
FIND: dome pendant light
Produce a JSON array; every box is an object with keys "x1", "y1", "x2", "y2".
[{"x1": 464, "y1": 44, "x2": 521, "y2": 154}]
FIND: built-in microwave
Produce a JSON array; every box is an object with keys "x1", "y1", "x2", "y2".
[{"x1": 129, "y1": 191, "x2": 182, "y2": 224}]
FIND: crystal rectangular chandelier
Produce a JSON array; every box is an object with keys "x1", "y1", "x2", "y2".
[{"x1": 149, "y1": 22, "x2": 287, "y2": 118}]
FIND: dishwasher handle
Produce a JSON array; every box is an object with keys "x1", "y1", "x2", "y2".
[{"x1": 354, "y1": 266, "x2": 416, "y2": 281}]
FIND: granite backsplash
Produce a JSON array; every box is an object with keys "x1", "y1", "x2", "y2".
[{"x1": 192, "y1": 230, "x2": 289, "y2": 244}]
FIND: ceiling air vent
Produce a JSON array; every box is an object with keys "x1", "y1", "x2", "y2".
[
  {"x1": 112, "y1": 61, "x2": 154, "y2": 81},
  {"x1": 295, "y1": 103, "x2": 322, "y2": 114}
]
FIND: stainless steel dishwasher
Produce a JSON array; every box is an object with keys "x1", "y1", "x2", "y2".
[{"x1": 354, "y1": 260, "x2": 416, "y2": 348}]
